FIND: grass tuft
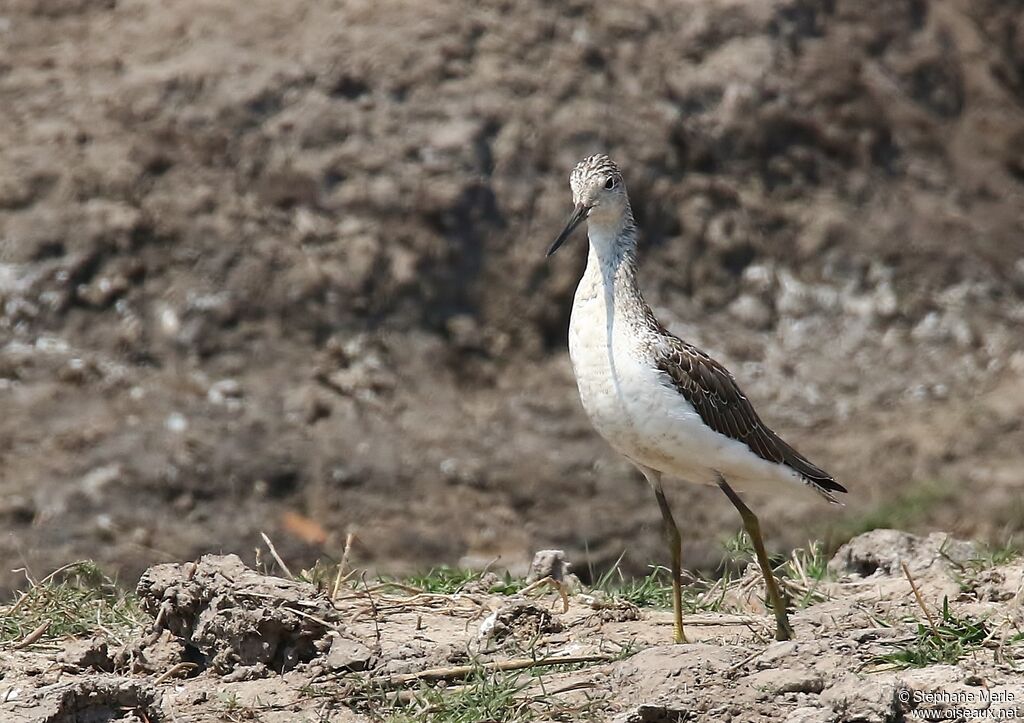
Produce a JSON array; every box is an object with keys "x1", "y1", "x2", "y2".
[
  {"x1": 0, "y1": 561, "x2": 148, "y2": 649},
  {"x1": 589, "y1": 553, "x2": 739, "y2": 614},
  {"x1": 591, "y1": 560, "x2": 674, "y2": 610},
  {"x1": 968, "y1": 538, "x2": 1021, "y2": 570},
  {"x1": 381, "y1": 670, "x2": 532, "y2": 723},
  {"x1": 874, "y1": 597, "x2": 990, "y2": 669},
  {"x1": 403, "y1": 567, "x2": 527, "y2": 596},
  {"x1": 347, "y1": 663, "x2": 609, "y2": 722},
  {"x1": 778, "y1": 540, "x2": 832, "y2": 608}
]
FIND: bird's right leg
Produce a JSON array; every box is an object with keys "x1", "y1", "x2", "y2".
[
  {"x1": 637, "y1": 465, "x2": 687, "y2": 644},
  {"x1": 717, "y1": 476, "x2": 793, "y2": 641}
]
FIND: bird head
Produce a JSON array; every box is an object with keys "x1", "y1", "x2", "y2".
[{"x1": 547, "y1": 154, "x2": 630, "y2": 257}]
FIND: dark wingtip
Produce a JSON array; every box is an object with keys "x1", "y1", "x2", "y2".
[
  {"x1": 806, "y1": 474, "x2": 847, "y2": 504},
  {"x1": 816, "y1": 476, "x2": 847, "y2": 494}
]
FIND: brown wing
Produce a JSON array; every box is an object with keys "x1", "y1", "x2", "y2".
[{"x1": 654, "y1": 336, "x2": 846, "y2": 500}]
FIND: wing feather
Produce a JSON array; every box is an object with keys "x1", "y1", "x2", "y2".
[{"x1": 652, "y1": 334, "x2": 846, "y2": 499}]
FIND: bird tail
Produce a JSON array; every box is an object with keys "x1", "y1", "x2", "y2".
[{"x1": 780, "y1": 441, "x2": 846, "y2": 504}]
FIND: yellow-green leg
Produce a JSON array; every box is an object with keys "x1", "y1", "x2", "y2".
[
  {"x1": 717, "y1": 477, "x2": 793, "y2": 641},
  {"x1": 638, "y1": 465, "x2": 687, "y2": 644},
  {"x1": 654, "y1": 487, "x2": 688, "y2": 644}
]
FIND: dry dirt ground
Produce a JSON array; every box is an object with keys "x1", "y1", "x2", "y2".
[
  {"x1": 2, "y1": 0, "x2": 1024, "y2": 592},
  {"x1": 1, "y1": 529, "x2": 1023, "y2": 722}
]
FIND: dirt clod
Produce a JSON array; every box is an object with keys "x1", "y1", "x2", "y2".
[
  {"x1": 477, "y1": 599, "x2": 564, "y2": 650},
  {"x1": 7, "y1": 677, "x2": 161, "y2": 723},
  {"x1": 136, "y1": 554, "x2": 342, "y2": 675},
  {"x1": 528, "y1": 549, "x2": 573, "y2": 583},
  {"x1": 819, "y1": 674, "x2": 899, "y2": 723},
  {"x1": 745, "y1": 667, "x2": 825, "y2": 695},
  {"x1": 613, "y1": 704, "x2": 689, "y2": 723},
  {"x1": 325, "y1": 635, "x2": 374, "y2": 672},
  {"x1": 56, "y1": 637, "x2": 113, "y2": 673},
  {"x1": 116, "y1": 629, "x2": 186, "y2": 675},
  {"x1": 828, "y1": 529, "x2": 979, "y2": 577}
]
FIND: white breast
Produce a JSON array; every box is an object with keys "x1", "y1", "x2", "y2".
[
  {"x1": 570, "y1": 288, "x2": 708, "y2": 484},
  {"x1": 567, "y1": 264, "x2": 806, "y2": 495}
]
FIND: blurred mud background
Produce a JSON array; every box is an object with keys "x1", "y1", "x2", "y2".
[{"x1": 1, "y1": 0, "x2": 1023, "y2": 594}]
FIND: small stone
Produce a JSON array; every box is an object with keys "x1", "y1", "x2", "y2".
[
  {"x1": 446, "y1": 313, "x2": 482, "y2": 349},
  {"x1": 728, "y1": 293, "x2": 773, "y2": 329},
  {"x1": 797, "y1": 212, "x2": 845, "y2": 257},
  {"x1": 80, "y1": 464, "x2": 122, "y2": 502},
  {"x1": 57, "y1": 637, "x2": 113, "y2": 672},
  {"x1": 207, "y1": 379, "x2": 243, "y2": 407},
  {"x1": 872, "y1": 281, "x2": 899, "y2": 319},
  {"x1": 157, "y1": 304, "x2": 180, "y2": 336},
  {"x1": 784, "y1": 706, "x2": 833, "y2": 723},
  {"x1": 429, "y1": 118, "x2": 481, "y2": 152},
  {"x1": 745, "y1": 668, "x2": 825, "y2": 695},
  {"x1": 527, "y1": 550, "x2": 572, "y2": 583},
  {"x1": 325, "y1": 636, "x2": 373, "y2": 672},
  {"x1": 776, "y1": 272, "x2": 814, "y2": 317},
  {"x1": 76, "y1": 273, "x2": 129, "y2": 307},
  {"x1": 57, "y1": 357, "x2": 94, "y2": 384},
  {"x1": 820, "y1": 675, "x2": 897, "y2": 723},
  {"x1": 759, "y1": 640, "x2": 799, "y2": 664},
  {"x1": 164, "y1": 412, "x2": 188, "y2": 433}
]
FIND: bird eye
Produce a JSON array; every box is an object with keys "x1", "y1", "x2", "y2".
[{"x1": 604, "y1": 177, "x2": 615, "y2": 190}]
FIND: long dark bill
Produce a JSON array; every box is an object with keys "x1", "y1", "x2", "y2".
[{"x1": 546, "y1": 203, "x2": 590, "y2": 257}]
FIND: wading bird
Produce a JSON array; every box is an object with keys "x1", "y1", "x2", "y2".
[{"x1": 547, "y1": 154, "x2": 845, "y2": 642}]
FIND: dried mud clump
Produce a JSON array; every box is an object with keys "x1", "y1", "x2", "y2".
[
  {"x1": 477, "y1": 598, "x2": 565, "y2": 652},
  {"x1": 828, "y1": 529, "x2": 979, "y2": 577},
  {"x1": 136, "y1": 554, "x2": 341, "y2": 676},
  {"x1": 29, "y1": 678, "x2": 161, "y2": 723}
]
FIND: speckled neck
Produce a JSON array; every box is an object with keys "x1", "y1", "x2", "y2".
[{"x1": 578, "y1": 211, "x2": 646, "y2": 317}]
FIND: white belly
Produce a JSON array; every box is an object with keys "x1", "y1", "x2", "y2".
[{"x1": 568, "y1": 292, "x2": 804, "y2": 495}]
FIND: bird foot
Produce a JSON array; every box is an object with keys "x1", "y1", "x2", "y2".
[{"x1": 774, "y1": 620, "x2": 794, "y2": 641}]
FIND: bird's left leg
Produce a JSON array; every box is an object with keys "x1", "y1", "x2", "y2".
[
  {"x1": 716, "y1": 476, "x2": 793, "y2": 641},
  {"x1": 637, "y1": 465, "x2": 687, "y2": 644}
]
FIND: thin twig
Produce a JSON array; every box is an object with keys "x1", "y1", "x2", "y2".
[
  {"x1": 39, "y1": 561, "x2": 93, "y2": 586},
  {"x1": 152, "y1": 662, "x2": 198, "y2": 685},
  {"x1": 532, "y1": 680, "x2": 598, "y2": 699},
  {"x1": 900, "y1": 561, "x2": 938, "y2": 634},
  {"x1": 260, "y1": 532, "x2": 295, "y2": 580},
  {"x1": 331, "y1": 531, "x2": 356, "y2": 600},
  {"x1": 290, "y1": 607, "x2": 343, "y2": 630},
  {"x1": 13, "y1": 621, "x2": 50, "y2": 649},
  {"x1": 381, "y1": 654, "x2": 614, "y2": 686},
  {"x1": 361, "y1": 572, "x2": 382, "y2": 647},
  {"x1": 11, "y1": 566, "x2": 38, "y2": 588},
  {"x1": 726, "y1": 647, "x2": 765, "y2": 674},
  {"x1": 4, "y1": 591, "x2": 30, "y2": 618}
]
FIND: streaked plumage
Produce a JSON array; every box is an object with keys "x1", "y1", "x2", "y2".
[
  {"x1": 549, "y1": 153, "x2": 844, "y2": 642},
  {"x1": 653, "y1": 332, "x2": 845, "y2": 501}
]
